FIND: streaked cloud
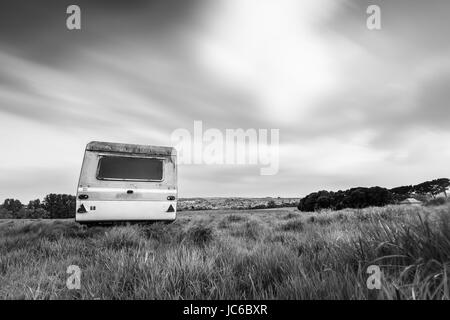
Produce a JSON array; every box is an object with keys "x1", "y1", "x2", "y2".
[{"x1": 0, "y1": 0, "x2": 449, "y2": 201}]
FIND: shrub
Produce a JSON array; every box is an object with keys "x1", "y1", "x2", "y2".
[{"x1": 298, "y1": 187, "x2": 393, "y2": 212}]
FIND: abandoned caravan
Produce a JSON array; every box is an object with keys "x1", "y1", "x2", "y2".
[{"x1": 75, "y1": 141, "x2": 177, "y2": 224}]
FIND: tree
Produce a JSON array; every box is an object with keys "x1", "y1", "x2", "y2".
[
  {"x1": 390, "y1": 185, "x2": 413, "y2": 201},
  {"x1": 348, "y1": 188, "x2": 367, "y2": 209},
  {"x1": 413, "y1": 179, "x2": 449, "y2": 198},
  {"x1": 316, "y1": 195, "x2": 331, "y2": 209},
  {"x1": 0, "y1": 208, "x2": 13, "y2": 219},
  {"x1": 298, "y1": 192, "x2": 320, "y2": 212},
  {"x1": 13, "y1": 207, "x2": 50, "y2": 219},
  {"x1": 414, "y1": 181, "x2": 434, "y2": 198},
  {"x1": 298, "y1": 187, "x2": 392, "y2": 212},
  {"x1": 430, "y1": 178, "x2": 449, "y2": 198},
  {"x1": 42, "y1": 194, "x2": 76, "y2": 219},
  {"x1": 28, "y1": 208, "x2": 50, "y2": 219},
  {"x1": 27, "y1": 199, "x2": 41, "y2": 210},
  {"x1": 297, "y1": 178, "x2": 449, "y2": 212},
  {"x1": 2, "y1": 199, "x2": 23, "y2": 213},
  {"x1": 366, "y1": 186, "x2": 392, "y2": 207}
]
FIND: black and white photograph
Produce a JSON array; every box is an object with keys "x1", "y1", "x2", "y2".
[{"x1": 0, "y1": 0, "x2": 449, "y2": 307}]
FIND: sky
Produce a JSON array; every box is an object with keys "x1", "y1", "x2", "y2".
[{"x1": 0, "y1": 0, "x2": 450, "y2": 202}]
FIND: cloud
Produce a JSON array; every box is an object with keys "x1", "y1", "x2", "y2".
[
  {"x1": 0, "y1": 0, "x2": 204, "y2": 66},
  {"x1": 0, "y1": 0, "x2": 449, "y2": 201}
]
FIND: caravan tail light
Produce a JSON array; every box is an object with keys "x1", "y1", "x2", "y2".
[{"x1": 167, "y1": 195, "x2": 175, "y2": 201}]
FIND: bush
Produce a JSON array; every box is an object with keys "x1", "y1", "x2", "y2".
[{"x1": 298, "y1": 187, "x2": 393, "y2": 212}]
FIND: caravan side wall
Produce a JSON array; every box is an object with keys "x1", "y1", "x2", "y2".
[{"x1": 75, "y1": 147, "x2": 177, "y2": 223}]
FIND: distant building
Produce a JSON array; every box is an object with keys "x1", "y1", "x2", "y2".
[{"x1": 400, "y1": 198, "x2": 422, "y2": 205}]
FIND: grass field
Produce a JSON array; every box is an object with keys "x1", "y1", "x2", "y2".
[{"x1": 0, "y1": 204, "x2": 449, "y2": 299}]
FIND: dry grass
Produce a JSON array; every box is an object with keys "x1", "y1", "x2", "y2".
[{"x1": 0, "y1": 204, "x2": 449, "y2": 299}]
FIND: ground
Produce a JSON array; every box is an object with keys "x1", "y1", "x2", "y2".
[{"x1": 0, "y1": 204, "x2": 449, "y2": 299}]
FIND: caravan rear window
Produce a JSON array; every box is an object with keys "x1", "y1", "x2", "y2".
[{"x1": 97, "y1": 156, "x2": 163, "y2": 181}]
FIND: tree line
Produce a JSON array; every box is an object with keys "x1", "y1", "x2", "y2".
[
  {"x1": 0, "y1": 194, "x2": 75, "y2": 219},
  {"x1": 390, "y1": 178, "x2": 449, "y2": 201},
  {"x1": 298, "y1": 178, "x2": 449, "y2": 212},
  {"x1": 1, "y1": 178, "x2": 448, "y2": 217}
]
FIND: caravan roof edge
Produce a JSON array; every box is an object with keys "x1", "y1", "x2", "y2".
[{"x1": 86, "y1": 141, "x2": 176, "y2": 156}]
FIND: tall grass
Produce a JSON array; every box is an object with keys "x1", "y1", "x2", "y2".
[{"x1": 0, "y1": 204, "x2": 449, "y2": 299}]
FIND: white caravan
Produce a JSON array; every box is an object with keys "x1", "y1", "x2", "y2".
[{"x1": 75, "y1": 141, "x2": 177, "y2": 224}]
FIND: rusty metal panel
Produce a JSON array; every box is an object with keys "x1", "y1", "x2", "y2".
[{"x1": 86, "y1": 141, "x2": 176, "y2": 157}]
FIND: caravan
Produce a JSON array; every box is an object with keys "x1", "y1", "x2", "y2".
[{"x1": 75, "y1": 141, "x2": 177, "y2": 224}]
